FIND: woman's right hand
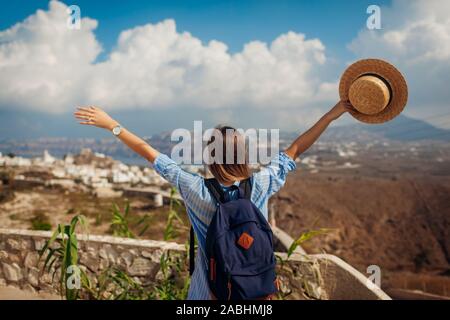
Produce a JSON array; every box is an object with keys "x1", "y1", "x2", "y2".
[
  {"x1": 74, "y1": 106, "x2": 118, "y2": 130},
  {"x1": 326, "y1": 100, "x2": 355, "y2": 121}
]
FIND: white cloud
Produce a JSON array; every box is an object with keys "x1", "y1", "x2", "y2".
[
  {"x1": 0, "y1": 0, "x2": 335, "y2": 115},
  {"x1": 0, "y1": 1, "x2": 101, "y2": 113},
  {"x1": 349, "y1": 0, "x2": 450, "y2": 124},
  {"x1": 3, "y1": 0, "x2": 450, "y2": 133}
]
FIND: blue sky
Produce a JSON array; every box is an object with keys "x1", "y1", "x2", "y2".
[
  {"x1": 0, "y1": 0, "x2": 390, "y2": 59},
  {"x1": 0, "y1": 0, "x2": 449, "y2": 138}
]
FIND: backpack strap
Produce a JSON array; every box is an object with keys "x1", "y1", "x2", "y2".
[
  {"x1": 189, "y1": 225, "x2": 195, "y2": 275},
  {"x1": 190, "y1": 178, "x2": 224, "y2": 275},
  {"x1": 205, "y1": 177, "x2": 252, "y2": 203},
  {"x1": 238, "y1": 178, "x2": 252, "y2": 200},
  {"x1": 205, "y1": 178, "x2": 226, "y2": 204}
]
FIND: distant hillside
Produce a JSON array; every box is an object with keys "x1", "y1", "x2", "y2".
[
  {"x1": 362, "y1": 115, "x2": 450, "y2": 141},
  {"x1": 312, "y1": 115, "x2": 450, "y2": 143}
]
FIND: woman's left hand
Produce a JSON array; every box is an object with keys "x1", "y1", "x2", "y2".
[{"x1": 74, "y1": 106, "x2": 118, "y2": 130}]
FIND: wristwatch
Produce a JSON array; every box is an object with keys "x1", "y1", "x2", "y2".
[{"x1": 112, "y1": 124, "x2": 122, "y2": 136}]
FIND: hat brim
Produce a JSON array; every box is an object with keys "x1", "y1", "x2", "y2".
[{"x1": 339, "y1": 58, "x2": 408, "y2": 124}]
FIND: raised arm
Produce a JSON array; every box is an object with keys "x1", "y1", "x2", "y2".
[
  {"x1": 74, "y1": 106, "x2": 160, "y2": 163},
  {"x1": 284, "y1": 100, "x2": 354, "y2": 160}
]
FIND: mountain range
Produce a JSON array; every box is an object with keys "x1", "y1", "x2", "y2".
[
  {"x1": 1, "y1": 115, "x2": 449, "y2": 165},
  {"x1": 318, "y1": 115, "x2": 450, "y2": 142}
]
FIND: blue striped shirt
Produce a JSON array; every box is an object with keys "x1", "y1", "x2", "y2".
[{"x1": 153, "y1": 152, "x2": 296, "y2": 300}]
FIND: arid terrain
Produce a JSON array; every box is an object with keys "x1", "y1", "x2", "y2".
[
  {"x1": 0, "y1": 187, "x2": 189, "y2": 242},
  {"x1": 272, "y1": 155, "x2": 450, "y2": 297}
]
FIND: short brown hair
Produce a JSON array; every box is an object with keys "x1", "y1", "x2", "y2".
[{"x1": 207, "y1": 126, "x2": 251, "y2": 184}]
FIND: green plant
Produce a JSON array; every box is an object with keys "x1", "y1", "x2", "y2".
[
  {"x1": 39, "y1": 214, "x2": 89, "y2": 300},
  {"x1": 110, "y1": 202, "x2": 151, "y2": 238},
  {"x1": 30, "y1": 212, "x2": 52, "y2": 231},
  {"x1": 287, "y1": 228, "x2": 332, "y2": 258},
  {"x1": 66, "y1": 208, "x2": 76, "y2": 215},
  {"x1": 84, "y1": 267, "x2": 154, "y2": 300},
  {"x1": 153, "y1": 188, "x2": 190, "y2": 299},
  {"x1": 275, "y1": 227, "x2": 332, "y2": 300},
  {"x1": 163, "y1": 187, "x2": 186, "y2": 241},
  {"x1": 38, "y1": 208, "x2": 193, "y2": 300},
  {"x1": 9, "y1": 213, "x2": 19, "y2": 220},
  {"x1": 153, "y1": 251, "x2": 190, "y2": 300},
  {"x1": 89, "y1": 254, "x2": 190, "y2": 300}
]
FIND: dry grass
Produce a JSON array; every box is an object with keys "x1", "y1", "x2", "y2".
[{"x1": 0, "y1": 187, "x2": 188, "y2": 242}]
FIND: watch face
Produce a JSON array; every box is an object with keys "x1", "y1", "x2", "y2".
[{"x1": 112, "y1": 126, "x2": 121, "y2": 136}]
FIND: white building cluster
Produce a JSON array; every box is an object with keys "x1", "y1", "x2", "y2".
[{"x1": 0, "y1": 150, "x2": 166, "y2": 189}]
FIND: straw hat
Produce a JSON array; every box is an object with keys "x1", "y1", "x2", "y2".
[{"x1": 339, "y1": 58, "x2": 408, "y2": 123}]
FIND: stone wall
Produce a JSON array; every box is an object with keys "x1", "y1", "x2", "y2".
[
  {"x1": 279, "y1": 253, "x2": 391, "y2": 300},
  {"x1": 0, "y1": 228, "x2": 389, "y2": 300},
  {"x1": 0, "y1": 228, "x2": 185, "y2": 297}
]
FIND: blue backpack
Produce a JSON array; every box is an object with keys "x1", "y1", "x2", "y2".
[{"x1": 189, "y1": 178, "x2": 278, "y2": 300}]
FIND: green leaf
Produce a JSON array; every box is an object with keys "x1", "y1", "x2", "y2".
[
  {"x1": 124, "y1": 202, "x2": 130, "y2": 218},
  {"x1": 39, "y1": 224, "x2": 61, "y2": 258},
  {"x1": 287, "y1": 228, "x2": 331, "y2": 258}
]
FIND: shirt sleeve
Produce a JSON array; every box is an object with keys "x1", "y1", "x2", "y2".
[
  {"x1": 153, "y1": 153, "x2": 203, "y2": 199},
  {"x1": 153, "y1": 154, "x2": 217, "y2": 241},
  {"x1": 252, "y1": 152, "x2": 297, "y2": 198}
]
